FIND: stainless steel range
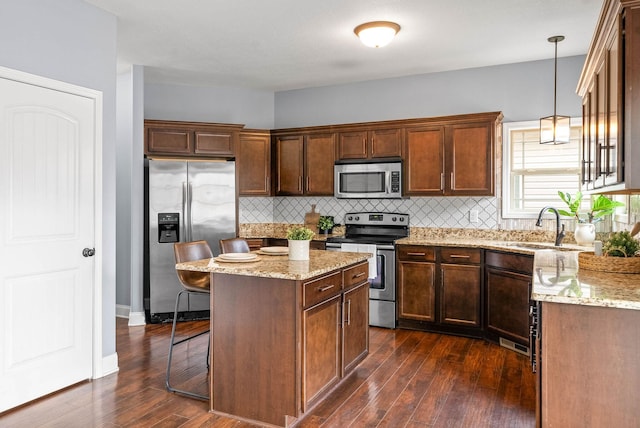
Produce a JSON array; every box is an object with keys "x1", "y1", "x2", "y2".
[{"x1": 326, "y1": 212, "x2": 409, "y2": 328}]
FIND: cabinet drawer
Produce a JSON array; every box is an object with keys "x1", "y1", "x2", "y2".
[
  {"x1": 303, "y1": 271, "x2": 342, "y2": 308},
  {"x1": 440, "y1": 247, "x2": 481, "y2": 264},
  {"x1": 485, "y1": 251, "x2": 533, "y2": 274},
  {"x1": 397, "y1": 245, "x2": 436, "y2": 262},
  {"x1": 343, "y1": 262, "x2": 368, "y2": 289}
]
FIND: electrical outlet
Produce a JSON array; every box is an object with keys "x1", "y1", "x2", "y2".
[{"x1": 469, "y1": 209, "x2": 479, "y2": 223}]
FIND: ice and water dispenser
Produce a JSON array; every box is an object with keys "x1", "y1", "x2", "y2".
[{"x1": 158, "y1": 213, "x2": 179, "y2": 243}]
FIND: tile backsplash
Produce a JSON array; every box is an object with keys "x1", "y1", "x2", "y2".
[
  {"x1": 240, "y1": 196, "x2": 499, "y2": 228},
  {"x1": 239, "y1": 194, "x2": 640, "y2": 232}
]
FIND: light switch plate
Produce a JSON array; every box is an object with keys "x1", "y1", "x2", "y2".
[{"x1": 469, "y1": 209, "x2": 479, "y2": 223}]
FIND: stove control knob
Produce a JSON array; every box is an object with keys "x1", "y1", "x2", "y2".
[
  {"x1": 347, "y1": 216, "x2": 353, "y2": 221},
  {"x1": 399, "y1": 217, "x2": 405, "y2": 222},
  {"x1": 392, "y1": 217, "x2": 397, "y2": 221},
  {"x1": 354, "y1": 216, "x2": 360, "y2": 221}
]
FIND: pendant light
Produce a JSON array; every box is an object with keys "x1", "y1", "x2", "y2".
[
  {"x1": 540, "y1": 35, "x2": 571, "y2": 144},
  {"x1": 354, "y1": 21, "x2": 401, "y2": 48}
]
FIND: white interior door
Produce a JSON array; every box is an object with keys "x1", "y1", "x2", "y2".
[{"x1": 0, "y1": 73, "x2": 97, "y2": 412}]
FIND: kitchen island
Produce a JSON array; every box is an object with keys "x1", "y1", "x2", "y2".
[
  {"x1": 176, "y1": 249, "x2": 371, "y2": 427},
  {"x1": 531, "y1": 250, "x2": 640, "y2": 428}
]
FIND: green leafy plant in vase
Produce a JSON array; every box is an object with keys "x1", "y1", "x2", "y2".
[
  {"x1": 286, "y1": 226, "x2": 315, "y2": 241},
  {"x1": 557, "y1": 191, "x2": 624, "y2": 246},
  {"x1": 286, "y1": 226, "x2": 314, "y2": 260},
  {"x1": 317, "y1": 216, "x2": 334, "y2": 234}
]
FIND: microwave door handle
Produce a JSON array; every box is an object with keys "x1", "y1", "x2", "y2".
[{"x1": 386, "y1": 171, "x2": 391, "y2": 194}]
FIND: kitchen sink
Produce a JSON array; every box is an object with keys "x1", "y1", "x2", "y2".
[{"x1": 502, "y1": 242, "x2": 578, "y2": 251}]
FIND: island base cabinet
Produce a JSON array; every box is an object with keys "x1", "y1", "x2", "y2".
[
  {"x1": 539, "y1": 302, "x2": 640, "y2": 427},
  {"x1": 302, "y1": 295, "x2": 342, "y2": 410},
  {"x1": 302, "y1": 280, "x2": 369, "y2": 411},
  {"x1": 211, "y1": 274, "x2": 297, "y2": 427},
  {"x1": 342, "y1": 282, "x2": 369, "y2": 374}
]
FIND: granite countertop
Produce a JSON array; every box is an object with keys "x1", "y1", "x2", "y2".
[
  {"x1": 395, "y1": 237, "x2": 589, "y2": 255},
  {"x1": 395, "y1": 237, "x2": 640, "y2": 310},
  {"x1": 175, "y1": 249, "x2": 370, "y2": 281},
  {"x1": 531, "y1": 250, "x2": 640, "y2": 310}
]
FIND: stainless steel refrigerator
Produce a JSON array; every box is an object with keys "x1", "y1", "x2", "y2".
[{"x1": 144, "y1": 159, "x2": 237, "y2": 323}]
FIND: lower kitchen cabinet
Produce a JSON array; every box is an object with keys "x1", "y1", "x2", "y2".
[
  {"x1": 397, "y1": 245, "x2": 482, "y2": 337},
  {"x1": 440, "y1": 265, "x2": 481, "y2": 326},
  {"x1": 397, "y1": 245, "x2": 436, "y2": 322},
  {"x1": 301, "y1": 263, "x2": 369, "y2": 411},
  {"x1": 485, "y1": 251, "x2": 533, "y2": 349},
  {"x1": 342, "y1": 282, "x2": 369, "y2": 373},
  {"x1": 302, "y1": 294, "x2": 342, "y2": 409}
]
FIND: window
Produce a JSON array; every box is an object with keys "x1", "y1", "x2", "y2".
[{"x1": 502, "y1": 120, "x2": 582, "y2": 218}]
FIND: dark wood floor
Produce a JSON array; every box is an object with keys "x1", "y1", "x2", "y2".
[{"x1": 0, "y1": 318, "x2": 535, "y2": 427}]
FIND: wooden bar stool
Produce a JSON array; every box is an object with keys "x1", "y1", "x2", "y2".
[
  {"x1": 166, "y1": 240, "x2": 212, "y2": 401},
  {"x1": 219, "y1": 237, "x2": 250, "y2": 254}
]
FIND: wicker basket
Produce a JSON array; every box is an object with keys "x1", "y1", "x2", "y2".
[{"x1": 578, "y1": 251, "x2": 640, "y2": 274}]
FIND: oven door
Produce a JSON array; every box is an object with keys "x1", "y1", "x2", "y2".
[
  {"x1": 326, "y1": 243, "x2": 397, "y2": 329},
  {"x1": 369, "y1": 247, "x2": 395, "y2": 301}
]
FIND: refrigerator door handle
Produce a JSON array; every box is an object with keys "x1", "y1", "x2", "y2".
[
  {"x1": 188, "y1": 182, "x2": 194, "y2": 242},
  {"x1": 182, "y1": 181, "x2": 188, "y2": 242}
]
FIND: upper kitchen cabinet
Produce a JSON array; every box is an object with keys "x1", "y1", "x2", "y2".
[
  {"x1": 337, "y1": 127, "x2": 402, "y2": 160},
  {"x1": 577, "y1": 0, "x2": 640, "y2": 193},
  {"x1": 404, "y1": 112, "x2": 502, "y2": 196},
  {"x1": 238, "y1": 130, "x2": 271, "y2": 196},
  {"x1": 273, "y1": 131, "x2": 336, "y2": 196},
  {"x1": 144, "y1": 120, "x2": 243, "y2": 158}
]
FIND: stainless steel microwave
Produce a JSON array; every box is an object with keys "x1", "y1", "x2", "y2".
[{"x1": 334, "y1": 158, "x2": 403, "y2": 199}]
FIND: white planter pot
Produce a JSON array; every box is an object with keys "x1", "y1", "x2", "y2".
[
  {"x1": 575, "y1": 223, "x2": 596, "y2": 246},
  {"x1": 288, "y1": 239, "x2": 310, "y2": 260}
]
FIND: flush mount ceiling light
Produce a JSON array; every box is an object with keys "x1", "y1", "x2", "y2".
[
  {"x1": 540, "y1": 35, "x2": 571, "y2": 145},
  {"x1": 354, "y1": 21, "x2": 401, "y2": 48}
]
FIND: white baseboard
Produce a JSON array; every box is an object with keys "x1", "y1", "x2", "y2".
[
  {"x1": 115, "y1": 304, "x2": 130, "y2": 319},
  {"x1": 116, "y1": 304, "x2": 146, "y2": 326},
  {"x1": 128, "y1": 311, "x2": 146, "y2": 326},
  {"x1": 95, "y1": 352, "x2": 119, "y2": 379}
]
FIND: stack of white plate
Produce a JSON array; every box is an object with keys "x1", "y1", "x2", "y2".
[
  {"x1": 216, "y1": 252, "x2": 259, "y2": 263},
  {"x1": 258, "y1": 246, "x2": 289, "y2": 255}
]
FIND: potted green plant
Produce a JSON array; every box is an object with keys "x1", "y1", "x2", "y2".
[
  {"x1": 557, "y1": 191, "x2": 624, "y2": 246},
  {"x1": 317, "y1": 216, "x2": 334, "y2": 235},
  {"x1": 557, "y1": 191, "x2": 624, "y2": 223},
  {"x1": 286, "y1": 226, "x2": 315, "y2": 260}
]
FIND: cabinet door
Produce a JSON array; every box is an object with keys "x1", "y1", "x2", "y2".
[
  {"x1": 404, "y1": 127, "x2": 445, "y2": 195},
  {"x1": 305, "y1": 133, "x2": 335, "y2": 195},
  {"x1": 238, "y1": 132, "x2": 271, "y2": 195},
  {"x1": 605, "y1": 25, "x2": 622, "y2": 186},
  {"x1": 194, "y1": 130, "x2": 234, "y2": 156},
  {"x1": 397, "y1": 261, "x2": 436, "y2": 322},
  {"x1": 446, "y1": 122, "x2": 494, "y2": 196},
  {"x1": 147, "y1": 127, "x2": 192, "y2": 155},
  {"x1": 342, "y1": 282, "x2": 369, "y2": 374},
  {"x1": 337, "y1": 130, "x2": 368, "y2": 159},
  {"x1": 440, "y1": 264, "x2": 481, "y2": 327},
  {"x1": 485, "y1": 267, "x2": 531, "y2": 345},
  {"x1": 302, "y1": 295, "x2": 341, "y2": 411},
  {"x1": 275, "y1": 135, "x2": 304, "y2": 195},
  {"x1": 370, "y1": 128, "x2": 402, "y2": 158}
]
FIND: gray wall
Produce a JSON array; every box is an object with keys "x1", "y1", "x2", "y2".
[
  {"x1": 274, "y1": 55, "x2": 585, "y2": 128},
  {"x1": 0, "y1": 0, "x2": 118, "y2": 358},
  {"x1": 145, "y1": 82, "x2": 275, "y2": 129}
]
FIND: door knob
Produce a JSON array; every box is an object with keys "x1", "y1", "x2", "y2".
[{"x1": 82, "y1": 248, "x2": 95, "y2": 257}]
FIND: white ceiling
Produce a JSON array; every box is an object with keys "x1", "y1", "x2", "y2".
[{"x1": 84, "y1": 0, "x2": 603, "y2": 92}]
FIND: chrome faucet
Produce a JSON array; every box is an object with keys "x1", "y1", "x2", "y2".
[{"x1": 536, "y1": 206, "x2": 565, "y2": 246}]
